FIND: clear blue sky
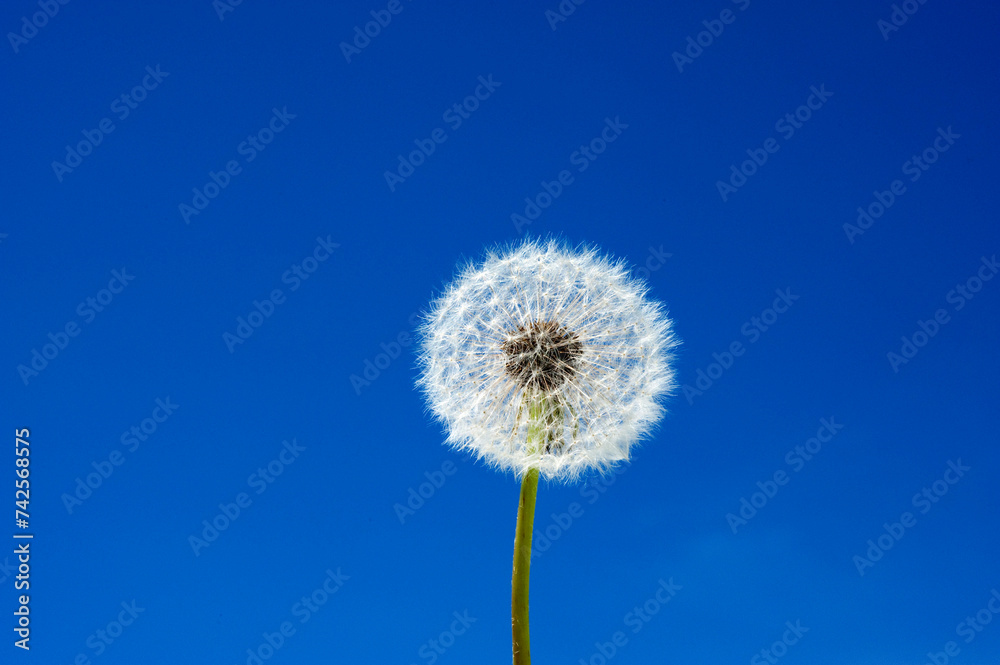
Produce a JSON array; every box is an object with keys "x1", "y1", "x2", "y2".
[{"x1": 3, "y1": 1, "x2": 999, "y2": 663}]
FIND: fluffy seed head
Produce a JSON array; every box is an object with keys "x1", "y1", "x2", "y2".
[{"x1": 416, "y1": 239, "x2": 679, "y2": 482}]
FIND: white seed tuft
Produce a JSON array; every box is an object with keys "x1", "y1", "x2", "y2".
[{"x1": 415, "y1": 239, "x2": 679, "y2": 482}]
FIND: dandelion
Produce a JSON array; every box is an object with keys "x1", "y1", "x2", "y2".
[{"x1": 416, "y1": 238, "x2": 678, "y2": 664}]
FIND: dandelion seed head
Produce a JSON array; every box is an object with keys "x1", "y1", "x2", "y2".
[
  {"x1": 416, "y1": 239, "x2": 679, "y2": 482},
  {"x1": 501, "y1": 320, "x2": 583, "y2": 392}
]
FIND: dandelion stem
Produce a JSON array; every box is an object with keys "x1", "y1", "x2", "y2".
[
  {"x1": 513, "y1": 390, "x2": 546, "y2": 664},
  {"x1": 512, "y1": 465, "x2": 539, "y2": 665}
]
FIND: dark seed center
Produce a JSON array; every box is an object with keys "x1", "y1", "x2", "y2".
[{"x1": 501, "y1": 320, "x2": 582, "y2": 391}]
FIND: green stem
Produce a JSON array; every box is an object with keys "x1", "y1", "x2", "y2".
[{"x1": 512, "y1": 466, "x2": 539, "y2": 665}]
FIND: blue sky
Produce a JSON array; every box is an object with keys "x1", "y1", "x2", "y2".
[{"x1": 3, "y1": 1, "x2": 999, "y2": 663}]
